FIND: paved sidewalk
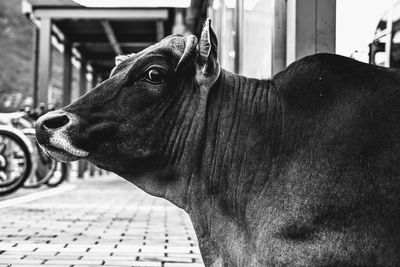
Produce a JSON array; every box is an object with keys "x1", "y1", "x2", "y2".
[{"x1": 0, "y1": 174, "x2": 204, "y2": 267}]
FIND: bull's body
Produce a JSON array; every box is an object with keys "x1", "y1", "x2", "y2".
[
  {"x1": 36, "y1": 21, "x2": 400, "y2": 266},
  {"x1": 188, "y1": 54, "x2": 400, "y2": 266}
]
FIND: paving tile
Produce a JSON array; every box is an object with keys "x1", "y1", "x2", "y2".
[
  {"x1": 103, "y1": 259, "x2": 141, "y2": 266},
  {"x1": 4, "y1": 259, "x2": 44, "y2": 265},
  {"x1": 168, "y1": 253, "x2": 202, "y2": 259},
  {"x1": 0, "y1": 243, "x2": 17, "y2": 250},
  {"x1": 128, "y1": 262, "x2": 162, "y2": 267},
  {"x1": 45, "y1": 259, "x2": 104, "y2": 265},
  {"x1": 0, "y1": 174, "x2": 204, "y2": 266},
  {"x1": 164, "y1": 264, "x2": 204, "y2": 267}
]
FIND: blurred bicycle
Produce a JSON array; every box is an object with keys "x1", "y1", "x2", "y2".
[
  {"x1": 0, "y1": 105, "x2": 70, "y2": 195},
  {"x1": 20, "y1": 105, "x2": 70, "y2": 188},
  {"x1": 0, "y1": 113, "x2": 34, "y2": 195}
]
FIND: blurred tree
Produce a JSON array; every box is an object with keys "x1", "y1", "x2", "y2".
[{"x1": 0, "y1": 0, "x2": 34, "y2": 111}]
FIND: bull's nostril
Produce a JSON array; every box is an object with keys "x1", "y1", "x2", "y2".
[{"x1": 42, "y1": 114, "x2": 70, "y2": 129}]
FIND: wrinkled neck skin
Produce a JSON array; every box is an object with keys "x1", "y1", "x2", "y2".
[
  {"x1": 186, "y1": 70, "x2": 281, "y2": 266},
  {"x1": 127, "y1": 69, "x2": 282, "y2": 266}
]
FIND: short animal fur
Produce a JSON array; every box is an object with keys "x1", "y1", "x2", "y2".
[{"x1": 36, "y1": 20, "x2": 400, "y2": 266}]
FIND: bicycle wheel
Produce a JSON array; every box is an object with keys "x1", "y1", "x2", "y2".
[
  {"x1": 23, "y1": 131, "x2": 56, "y2": 188},
  {"x1": 46, "y1": 162, "x2": 69, "y2": 187},
  {"x1": 0, "y1": 130, "x2": 32, "y2": 195}
]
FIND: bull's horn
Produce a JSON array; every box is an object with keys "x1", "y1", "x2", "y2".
[
  {"x1": 115, "y1": 53, "x2": 135, "y2": 66},
  {"x1": 175, "y1": 35, "x2": 198, "y2": 72}
]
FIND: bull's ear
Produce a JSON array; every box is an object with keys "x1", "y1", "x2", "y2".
[{"x1": 196, "y1": 18, "x2": 220, "y2": 87}]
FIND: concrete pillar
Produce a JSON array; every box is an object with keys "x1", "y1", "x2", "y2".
[
  {"x1": 272, "y1": 0, "x2": 287, "y2": 75},
  {"x1": 89, "y1": 163, "x2": 96, "y2": 177},
  {"x1": 236, "y1": 0, "x2": 243, "y2": 75},
  {"x1": 62, "y1": 41, "x2": 72, "y2": 107},
  {"x1": 172, "y1": 9, "x2": 186, "y2": 35},
  {"x1": 91, "y1": 71, "x2": 98, "y2": 90},
  {"x1": 286, "y1": 0, "x2": 336, "y2": 65},
  {"x1": 77, "y1": 163, "x2": 85, "y2": 179},
  {"x1": 87, "y1": 71, "x2": 97, "y2": 177},
  {"x1": 37, "y1": 18, "x2": 52, "y2": 105},
  {"x1": 32, "y1": 27, "x2": 39, "y2": 107},
  {"x1": 78, "y1": 58, "x2": 87, "y2": 179},
  {"x1": 156, "y1": 20, "x2": 164, "y2": 41},
  {"x1": 79, "y1": 58, "x2": 87, "y2": 97},
  {"x1": 78, "y1": 161, "x2": 87, "y2": 178}
]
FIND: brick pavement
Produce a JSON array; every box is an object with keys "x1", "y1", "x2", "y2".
[{"x1": 0, "y1": 174, "x2": 204, "y2": 267}]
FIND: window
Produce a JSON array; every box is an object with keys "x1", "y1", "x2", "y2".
[
  {"x1": 371, "y1": 35, "x2": 389, "y2": 67},
  {"x1": 392, "y1": 28, "x2": 400, "y2": 67},
  {"x1": 241, "y1": 0, "x2": 273, "y2": 78},
  {"x1": 208, "y1": 0, "x2": 236, "y2": 73},
  {"x1": 393, "y1": 2, "x2": 400, "y2": 24},
  {"x1": 376, "y1": 11, "x2": 388, "y2": 38},
  {"x1": 220, "y1": 0, "x2": 237, "y2": 72},
  {"x1": 208, "y1": 0, "x2": 274, "y2": 77}
]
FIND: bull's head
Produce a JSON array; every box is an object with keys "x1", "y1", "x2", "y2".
[{"x1": 35, "y1": 20, "x2": 219, "y2": 202}]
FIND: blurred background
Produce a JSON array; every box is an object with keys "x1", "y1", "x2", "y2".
[
  {"x1": 0, "y1": 1, "x2": 400, "y2": 266},
  {"x1": 0, "y1": 0, "x2": 398, "y2": 112}
]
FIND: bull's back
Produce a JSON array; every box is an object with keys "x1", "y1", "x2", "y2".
[{"x1": 255, "y1": 54, "x2": 400, "y2": 265}]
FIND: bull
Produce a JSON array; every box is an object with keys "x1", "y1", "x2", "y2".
[{"x1": 36, "y1": 20, "x2": 400, "y2": 266}]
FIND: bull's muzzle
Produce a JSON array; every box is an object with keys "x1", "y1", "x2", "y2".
[{"x1": 35, "y1": 110, "x2": 89, "y2": 162}]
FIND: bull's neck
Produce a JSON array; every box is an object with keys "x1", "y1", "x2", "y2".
[
  {"x1": 183, "y1": 69, "x2": 282, "y2": 265},
  {"x1": 182, "y1": 70, "x2": 279, "y2": 211},
  {"x1": 162, "y1": 69, "x2": 282, "y2": 210}
]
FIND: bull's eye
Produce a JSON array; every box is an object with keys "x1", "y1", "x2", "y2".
[{"x1": 145, "y1": 68, "x2": 166, "y2": 84}]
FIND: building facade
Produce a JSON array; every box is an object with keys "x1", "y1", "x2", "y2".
[{"x1": 208, "y1": 0, "x2": 336, "y2": 79}]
